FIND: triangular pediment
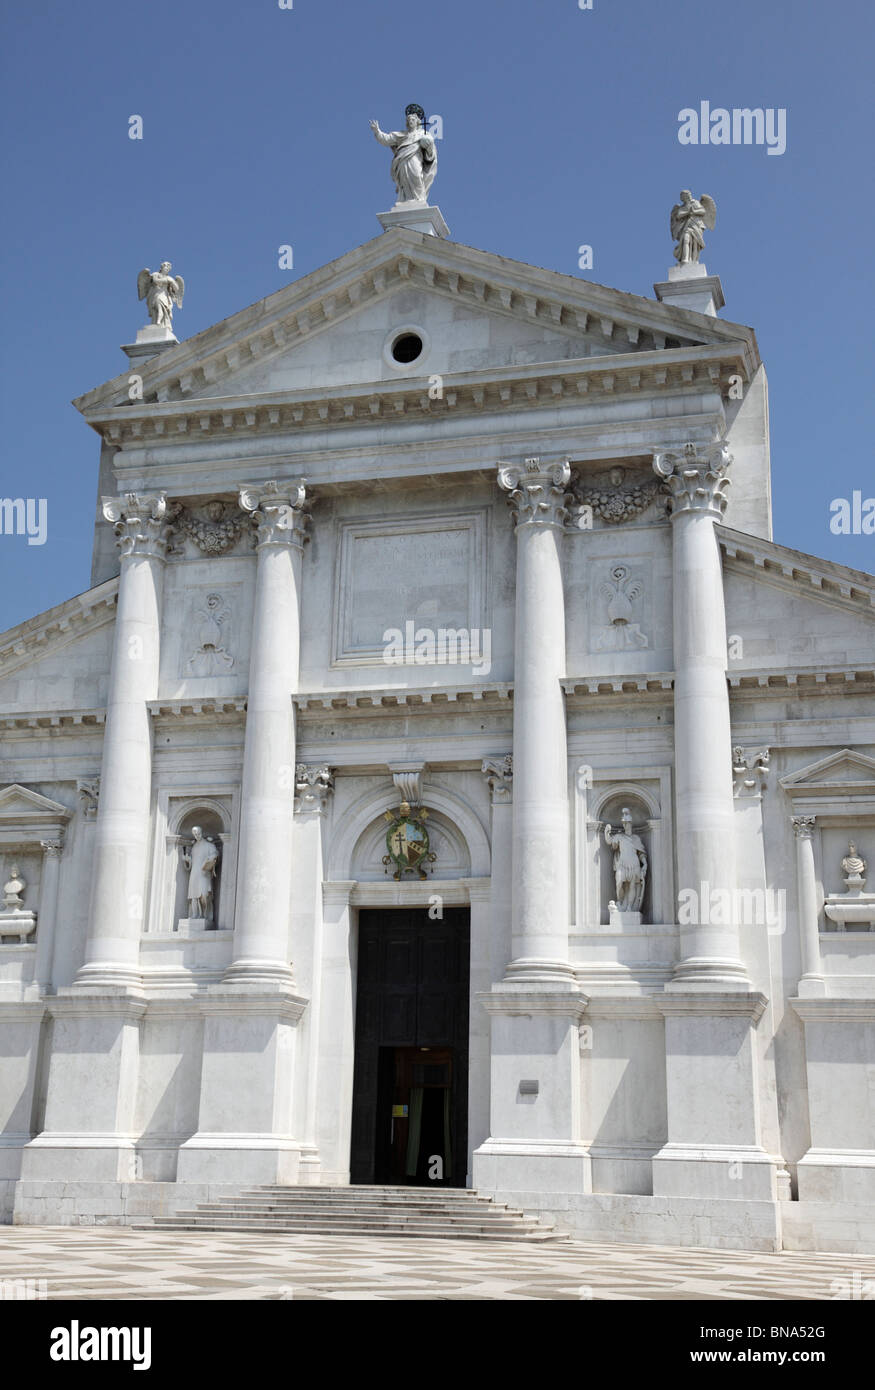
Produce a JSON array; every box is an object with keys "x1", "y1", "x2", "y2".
[
  {"x1": 74, "y1": 229, "x2": 759, "y2": 423},
  {"x1": 780, "y1": 749, "x2": 875, "y2": 793},
  {"x1": 0, "y1": 784, "x2": 72, "y2": 824}
]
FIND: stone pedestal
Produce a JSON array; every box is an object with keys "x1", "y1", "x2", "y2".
[
  {"x1": 176, "y1": 989, "x2": 307, "y2": 1186},
  {"x1": 653, "y1": 263, "x2": 724, "y2": 317},
  {"x1": 0, "y1": 911, "x2": 36, "y2": 945},
  {"x1": 791, "y1": 998, "x2": 875, "y2": 1206},
  {"x1": 121, "y1": 324, "x2": 178, "y2": 366},
  {"x1": 377, "y1": 201, "x2": 450, "y2": 238},
  {"x1": 652, "y1": 992, "x2": 780, "y2": 1200},
  {"x1": 472, "y1": 986, "x2": 591, "y2": 1193},
  {"x1": 609, "y1": 906, "x2": 641, "y2": 929},
  {"x1": 20, "y1": 990, "x2": 147, "y2": 1183}
]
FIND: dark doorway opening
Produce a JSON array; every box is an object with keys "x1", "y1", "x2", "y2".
[{"x1": 350, "y1": 907, "x2": 469, "y2": 1188}]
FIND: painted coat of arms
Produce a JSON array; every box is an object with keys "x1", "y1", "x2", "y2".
[{"x1": 382, "y1": 801, "x2": 437, "y2": 880}]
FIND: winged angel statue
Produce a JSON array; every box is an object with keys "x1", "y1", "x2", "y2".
[
  {"x1": 670, "y1": 191, "x2": 716, "y2": 265},
  {"x1": 137, "y1": 261, "x2": 185, "y2": 329}
]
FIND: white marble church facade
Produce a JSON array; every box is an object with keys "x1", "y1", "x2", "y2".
[{"x1": 1, "y1": 198, "x2": 873, "y2": 1252}]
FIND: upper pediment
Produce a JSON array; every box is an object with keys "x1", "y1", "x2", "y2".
[
  {"x1": 0, "y1": 784, "x2": 72, "y2": 825},
  {"x1": 780, "y1": 750, "x2": 875, "y2": 793},
  {"x1": 74, "y1": 229, "x2": 759, "y2": 434}
]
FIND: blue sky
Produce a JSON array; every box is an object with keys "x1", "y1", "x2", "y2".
[{"x1": 0, "y1": 0, "x2": 872, "y2": 632}]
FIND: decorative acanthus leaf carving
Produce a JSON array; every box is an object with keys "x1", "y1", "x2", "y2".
[
  {"x1": 497, "y1": 456, "x2": 571, "y2": 528},
  {"x1": 101, "y1": 492, "x2": 170, "y2": 559},
  {"x1": 238, "y1": 479, "x2": 310, "y2": 548},
  {"x1": 652, "y1": 441, "x2": 732, "y2": 518}
]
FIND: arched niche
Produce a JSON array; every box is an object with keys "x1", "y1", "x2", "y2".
[
  {"x1": 351, "y1": 806, "x2": 471, "y2": 882},
  {"x1": 171, "y1": 801, "x2": 229, "y2": 931},
  {"x1": 328, "y1": 783, "x2": 490, "y2": 883},
  {"x1": 594, "y1": 789, "x2": 655, "y2": 926}
]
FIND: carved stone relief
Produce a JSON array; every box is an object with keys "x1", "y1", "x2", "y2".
[{"x1": 595, "y1": 565, "x2": 649, "y2": 651}]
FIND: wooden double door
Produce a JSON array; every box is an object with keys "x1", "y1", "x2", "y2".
[{"x1": 350, "y1": 907, "x2": 470, "y2": 1188}]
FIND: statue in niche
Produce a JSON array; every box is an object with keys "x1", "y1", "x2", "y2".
[
  {"x1": 181, "y1": 827, "x2": 220, "y2": 924},
  {"x1": 137, "y1": 262, "x2": 184, "y2": 328},
  {"x1": 670, "y1": 190, "x2": 716, "y2": 265},
  {"x1": 603, "y1": 809, "x2": 648, "y2": 914},
  {"x1": 3, "y1": 863, "x2": 26, "y2": 910},
  {"x1": 186, "y1": 593, "x2": 234, "y2": 677},
  {"x1": 370, "y1": 104, "x2": 437, "y2": 204},
  {"x1": 841, "y1": 842, "x2": 867, "y2": 890}
]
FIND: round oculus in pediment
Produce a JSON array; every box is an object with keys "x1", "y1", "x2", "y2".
[{"x1": 391, "y1": 331, "x2": 424, "y2": 364}]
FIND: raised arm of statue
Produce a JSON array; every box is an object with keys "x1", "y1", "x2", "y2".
[{"x1": 370, "y1": 120, "x2": 395, "y2": 147}]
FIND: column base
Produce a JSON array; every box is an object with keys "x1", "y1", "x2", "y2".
[
  {"x1": 502, "y1": 957, "x2": 578, "y2": 985},
  {"x1": 221, "y1": 958, "x2": 297, "y2": 988},
  {"x1": 73, "y1": 962, "x2": 144, "y2": 989},
  {"x1": 668, "y1": 957, "x2": 751, "y2": 989}
]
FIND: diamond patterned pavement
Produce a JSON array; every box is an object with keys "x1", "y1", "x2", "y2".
[{"x1": 1, "y1": 1227, "x2": 873, "y2": 1300}]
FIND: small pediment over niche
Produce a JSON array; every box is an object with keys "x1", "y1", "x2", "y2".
[
  {"x1": 0, "y1": 784, "x2": 72, "y2": 844},
  {"x1": 780, "y1": 749, "x2": 875, "y2": 795}
]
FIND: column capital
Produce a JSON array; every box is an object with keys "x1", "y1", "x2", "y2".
[
  {"x1": 732, "y1": 746, "x2": 770, "y2": 800},
  {"x1": 792, "y1": 814, "x2": 817, "y2": 839},
  {"x1": 294, "y1": 764, "x2": 335, "y2": 815},
  {"x1": 77, "y1": 777, "x2": 100, "y2": 820},
  {"x1": 102, "y1": 492, "x2": 171, "y2": 560},
  {"x1": 652, "y1": 441, "x2": 731, "y2": 519},
  {"x1": 238, "y1": 479, "x2": 310, "y2": 549},
  {"x1": 497, "y1": 456, "x2": 571, "y2": 529},
  {"x1": 481, "y1": 754, "x2": 513, "y2": 804}
]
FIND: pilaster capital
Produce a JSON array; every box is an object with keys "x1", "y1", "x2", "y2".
[
  {"x1": 294, "y1": 764, "x2": 335, "y2": 815},
  {"x1": 39, "y1": 838, "x2": 64, "y2": 859},
  {"x1": 792, "y1": 815, "x2": 817, "y2": 840},
  {"x1": 101, "y1": 492, "x2": 171, "y2": 560},
  {"x1": 481, "y1": 754, "x2": 513, "y2": 804},
  {"x1": 497, "y1": 456, "x2": 571, "y2": 529},
  {"x1": 652, "y1": 441, "x2": 731, "y2": 519},
  {"x1": 238, "y1": 479, "x2": 310, "y2": 549},
  {"x1": 77, "y1": 777, "x2": 100, "y2": 820},
  {"x1": 732, "y1": 746, "x2": 770, "y2": 800}
]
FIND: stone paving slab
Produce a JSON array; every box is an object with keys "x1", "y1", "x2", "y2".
[{"x1": 0, "y1": 1227, "x2": 873, "y2": 1301}]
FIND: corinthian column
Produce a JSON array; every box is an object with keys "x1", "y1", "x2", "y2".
[
  {"x1": 653, "y1": 442, "x2": 747, "y2": 986},
  {"x1": 77, "y1": 493, "x2": 169, "y2": 987},
  {"x1": 497, "y1": 457, "x2": 573, "y2": 979},
  {"x1": 792, "y1": 815, "x2": 825, "y2": 996},
  {"x1": 224, "y1": 480, "x2": 309, "y2": 986},
  {"x1": 473, "y1": 458, "x2": 587, "y2": 1197}
]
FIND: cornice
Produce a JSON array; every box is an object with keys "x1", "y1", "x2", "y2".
[
  {"x1": 292, "y1": 682, "x2": 514, "y2": 714},
  {"x1": 727, "y1": 665, "x2": 875, "y2": 695},
  {"x1": 73, "y1": 230, "x2": 760, "y2": 422},
  {"x1": 0, "y1": 708, "x2": 107, "y2": 733},
  {"x1": 84, "y1": 343, "x2": 752, "y2": 450},
  {"x1": 0, "y1": 580, "x2": 118, "y2": 674},
  {"x1": 719, "y1": 526, "x2": 875, "y2": 616}
]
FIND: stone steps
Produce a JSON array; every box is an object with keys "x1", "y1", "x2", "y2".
[{"x1": 139, "y1": 1185, "x2": 568, "y2": 1242}]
